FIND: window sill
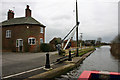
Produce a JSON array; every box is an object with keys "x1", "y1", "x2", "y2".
[{"x1": 6, "y1": 37, "x2": 11, "y2": 39}]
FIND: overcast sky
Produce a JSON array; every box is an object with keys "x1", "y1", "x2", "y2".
[{"x1": 0, "y1": 0, "x2": 119, "y2": 43}]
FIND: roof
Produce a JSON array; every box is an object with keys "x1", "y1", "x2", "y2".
[
  {"x1": 1, "y1": 17, "x2": 45, "y2": 27},
  {"x1": 49, "y1": 37, "x2": 61, "y2": 44}
]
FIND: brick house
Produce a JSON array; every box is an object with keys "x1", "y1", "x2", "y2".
[
  {"x1": 64, "y1": 40, "x2": 77, "y2": 48},
  {"x1": 1, "y1": 5, "x2": 46, "y2": 52},
  {"x1": 49, "y1": 37, "x2": 61, "y2": 45},
  {"x1": 49, "y1": 37, "x2": 61, "y2": 50}
]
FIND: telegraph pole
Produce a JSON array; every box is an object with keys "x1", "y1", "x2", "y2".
[{"x1": 76, "y1": 0, "x2": 79, "y2": 57}]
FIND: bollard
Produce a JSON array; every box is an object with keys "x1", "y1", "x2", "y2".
[
  {"x1": 45, "y1": 52, "x2": 50, "y2": 69},
  {"x1": 68, "y1": 50, "x2": 72, "y2": 61},
  {"x1": 58, "y1": 49, "x2": 61, "y2": 55}
]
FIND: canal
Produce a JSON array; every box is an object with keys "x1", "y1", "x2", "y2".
[{"x1": 56, "y1": 46, "x2": 120, "y2": 79}]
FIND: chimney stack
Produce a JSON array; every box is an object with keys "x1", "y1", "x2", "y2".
[
  {"x1": 25, "y1": 5, "x2": 31, "y2": 17},
  {"x1": 8, "y1": 9, "x2": 14, "y2": 20}
]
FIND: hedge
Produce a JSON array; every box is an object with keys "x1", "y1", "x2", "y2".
[{"x1": 40, "y1": 43, "x2": 56, "y2": 52}]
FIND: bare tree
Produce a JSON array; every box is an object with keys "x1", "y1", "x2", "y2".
[{"x1": 111, "y1": 34, "x2": 120, "y2": 43}]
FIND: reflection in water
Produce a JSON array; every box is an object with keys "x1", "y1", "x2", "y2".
[{"x1": 56, "y1": 46, "x2": 119, "y2": 79}]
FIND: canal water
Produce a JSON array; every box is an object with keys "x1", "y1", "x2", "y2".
[{"x1": 55, "y1": 46, "x2": 120, "y2": 79}]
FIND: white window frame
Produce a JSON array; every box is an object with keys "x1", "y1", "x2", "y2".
[
  {"x1": 40, "y1": 27, "x2": 43, "y2": 33},
  {"x1": 40, "y1": 38, "x2": 43, "y2": 43},
  {"x1": 28, "y1": 37, "x2": 36, "y2": 45},
  {"x1": 6, "y1": 30, "x2": 11, "y2": 38}
]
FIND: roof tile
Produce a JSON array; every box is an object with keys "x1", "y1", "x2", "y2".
[{"x1": 1, "y1": 17, "x2": 45, "y2": 27}]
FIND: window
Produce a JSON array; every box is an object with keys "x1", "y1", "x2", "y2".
[
  {"x1": 6, "y1": 30, "x2": 11, "y2": 38},
  {"x1": 40, "y1": 27, "x2": 43, "y2": 33},
  {"x1": 28, "y1": 37, "x2": 36, "y2": 45},
  {"x1": 40, "y1": 38, "x2": 43, "y2": 43}
]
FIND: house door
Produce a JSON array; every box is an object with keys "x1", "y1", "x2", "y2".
[
  {"x1": 19, "y1": 40, "x2": 23, "y2": 52},
  {"x1": 16, "y1": 39, "x2": 23, "y2": 52}
]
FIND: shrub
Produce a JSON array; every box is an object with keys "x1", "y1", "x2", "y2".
[
  {"x1": 49, "y1": 44, "x2": 57, "y2": 51},
  {"x1": 40, "y1": 43, "x2": 50, "y2": 52}
]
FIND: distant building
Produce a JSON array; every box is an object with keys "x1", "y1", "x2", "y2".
[
  {"x1": 1, "y1": 5, "x2": 46, "y2": 52},
  {"x1": 84, "y1": 40, "x2": 96, "y2": 46},
  {"x1": 63, "y1": 39, "x2": 96, "y2": 48},
  {"x1": 49, "y1": 37, "x2": 62, "y2": 51},
  {"x1": 49, "y1": 37, "x2": 61, "y2": 45},
  {"x1": 63, "y1": 40, "x2": 77, "y2": 49}
]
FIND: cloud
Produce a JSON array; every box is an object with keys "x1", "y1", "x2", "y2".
[
  {"x1": 51, "y1": 15, "x2": 71, "y2": 21},
  {"x1": 1, "y1": 0, "x2": 119, "y2": 43}
]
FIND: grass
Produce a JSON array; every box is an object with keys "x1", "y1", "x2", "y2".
[
  {"x1": 62, "y1": 47, "x2": 95, "y2": 56},
  {"x1": 78, "y1": 48, "x2": 95, "y2": 56}
]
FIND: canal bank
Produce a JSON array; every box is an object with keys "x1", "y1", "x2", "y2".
[
  {"x1": 57, "y1": 46, "x2": 120, "y2": 79},
  {"x1": 25, "y1": 48, "x2": 95, "y2": 80}
]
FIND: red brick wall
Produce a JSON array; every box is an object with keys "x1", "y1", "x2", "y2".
[
  {"x1": 71, "y1": 41, "x2": 77, "y2": 47},
  {"x1": 2, "y1": 24, "x2": 45, "y2": 52},
  {"x1": 63, "y1": 40, "x2": 77, "y2": 48},
  {"x1": 8, "y1": 10, "x2": 14, "y2": 20},
  {"x1": 25, "y1": 5, "x2": 31, "y2": 17}
]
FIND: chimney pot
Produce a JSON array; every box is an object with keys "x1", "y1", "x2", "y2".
[{"x1": 27, "y1": 5, "x2": 29, "y2": 9}]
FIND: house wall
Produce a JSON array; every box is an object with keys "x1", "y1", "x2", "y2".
[
  {"x1": 63, "y1": 41, "x2": 77, "y2": 49},
  {"x1": 2, "y1": 24, "x2": 45, "y2": 52},
  {"x1": 71, "y1": 41, "x2": 77, "y2": 47}
]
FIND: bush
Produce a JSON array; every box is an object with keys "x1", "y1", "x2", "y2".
[
  {"x1": 40, "y1": 43, "x2": 58, "y2": 52},
  {"x1": 49, "y1": 44, "x2": 57, "y2": 51},
  {"x1": 40, "y1": 43, "x2": 51, "y2": 52}
]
